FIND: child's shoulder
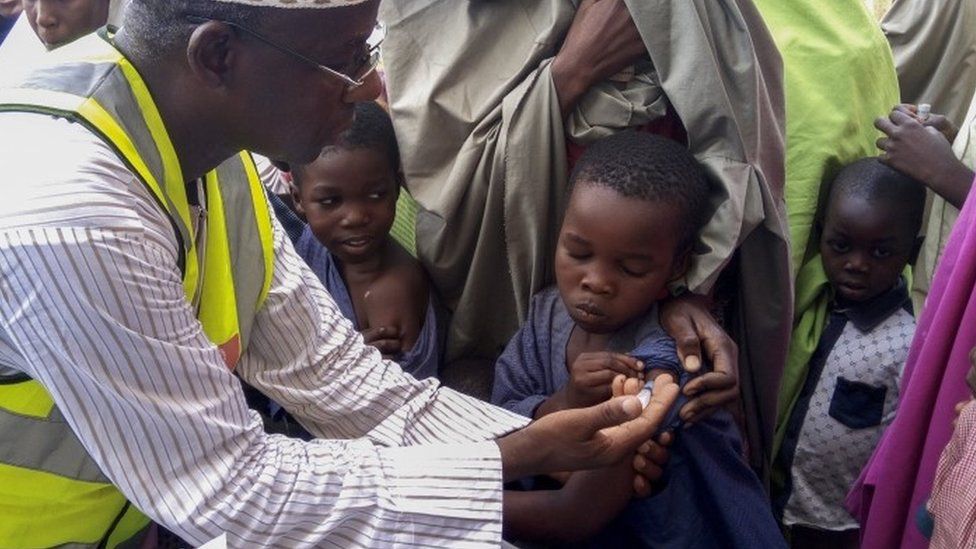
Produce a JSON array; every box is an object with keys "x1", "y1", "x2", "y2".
[{"x1": 380, "y1": 241, "x2": 430, "y2": 292}]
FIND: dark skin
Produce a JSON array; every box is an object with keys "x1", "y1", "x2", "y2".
[
  {"x1": 548, "y1": 0, "x2": 739, "y2": 424},
  {"x1": 114, "y1": 6, "x2": 382, "y2": 182},
  {"x1": 111, "y1": 3, "x2": 677, "y2": 521},
  {"x1": 0, "y1": 0, "x2": 20, "y2": 18},
  {"x1": 23, "y1": 0, "x2": 108, "y2": 50},
  {"x1": 820, "y1": 193, "x2": 920, "y2": 304},
  {"x1": 292, "y1": 148, "x2": 428, "y2": 356},
  {"x1": 550, "y1": 0, "x2": 647, "y2": 118},
  {"x1": 876, "y1": 106, "x2": 974, "y2": 209},
  {"x1": 506, "y1": 184, "x2": 694, "y2": 542},
  {"x1": 537, "y1": 184, "x2": 688, "y2": 417}
]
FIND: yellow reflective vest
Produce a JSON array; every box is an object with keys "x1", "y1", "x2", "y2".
[{"x1": 0, "y1": 31, "x2": 275, "y2": 548}]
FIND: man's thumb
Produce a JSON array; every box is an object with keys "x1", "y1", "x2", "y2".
[{"x1": 583, "y1": 396, "x2": 644, "y2": 433}]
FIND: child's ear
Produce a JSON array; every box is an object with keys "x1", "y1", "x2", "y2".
[
  {"x1": 909, "y1": 234, "x2": 925, "y2": 265},
  {"x1": 670, "y1": 249, "x2": 692, "y2": 283}
]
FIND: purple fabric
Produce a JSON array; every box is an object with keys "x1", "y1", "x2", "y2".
[{"x1": 846, "y1": 184, "x2": 976, "y2": 549}]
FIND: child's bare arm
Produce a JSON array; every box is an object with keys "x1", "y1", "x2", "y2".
[{"x1": 362, "y1": 249, "x2": 429, "y2": 354}]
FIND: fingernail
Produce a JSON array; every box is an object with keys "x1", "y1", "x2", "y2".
[
  {"x1": 634, "y1": 455, "x2": 646, "y2": 469},
  {"x1": 684, "y1": 355, "x2": 701, "y2": 372}
]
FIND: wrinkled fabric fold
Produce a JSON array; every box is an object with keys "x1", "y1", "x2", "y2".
[{"x1": 381, "y1": 0, "x2": 790, "y2": 475}]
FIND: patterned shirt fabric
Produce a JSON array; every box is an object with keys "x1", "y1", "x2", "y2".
[
  {"x1": 778, "y1": 280, "x2": 914, "y2": 530},
  {"x1": 929, "y1": 400, "x2": 976, "y2": 548},
  {"x1": 0, "y1": 112, "x2": 529, "y2": 547},
  {"x1": 491, "y1": 287, "x2": 785, "y2": 549}
]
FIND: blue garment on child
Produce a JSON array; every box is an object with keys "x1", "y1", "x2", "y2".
[
  {"x1": 294, "y1": 226, "x2": 441, "y2": 381},
  {"x1": 630, "y1": 336, "x2": 691, "y2": 435},
  {"x1": 492, "y1": 287, "x2": 785, "y2": 548}
]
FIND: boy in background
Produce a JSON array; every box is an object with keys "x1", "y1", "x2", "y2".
[
  {"x1": 492, "y1": 132, "x2": 783, "y2": 548},
  {"x1": 774, "y1": 158, "x2": 926, "y2": 548}
]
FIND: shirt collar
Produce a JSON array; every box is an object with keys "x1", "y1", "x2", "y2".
[{"x1": 833, "y1": 277, "x2": 911, "y2": 333}]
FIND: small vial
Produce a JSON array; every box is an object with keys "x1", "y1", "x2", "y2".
[{"x1": 918, "y1": 103, "x2": 932, "y2": 121}]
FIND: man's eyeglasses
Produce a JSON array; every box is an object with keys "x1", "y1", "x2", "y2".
[{"x1": 185, "y1": 15, "x2": 381, "y2": 89}]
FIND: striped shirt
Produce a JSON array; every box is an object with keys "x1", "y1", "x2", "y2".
[{"x1": 0, "y1": 113, "x2": 528, "y2": 547}]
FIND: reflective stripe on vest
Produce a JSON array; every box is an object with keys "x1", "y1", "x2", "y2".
[{"x1": 0, "y1": 31, "x2": 275, "y2": 548}]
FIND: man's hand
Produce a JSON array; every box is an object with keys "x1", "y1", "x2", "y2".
[
  {"x1": 360, "y1": 326, "x2": 402, "y2": 357},
  {"x1": 659, "y1": 294, "x2": 738, "y2": 425},
  {"x1": 612, "y1": 374, "x2": 672, "y2": 496},
  {"x1": 551, "y1": 0, "x2": 647, "y2": 117},
  {"x1": 893, "y1": 103, "x2": 958, "y2": 143},
  {"x1": 876, "y1": 108, "x2": 974, "y2": 209},
  {"x1": 498, "y1": 377, "x2": 679, "y2": 482}
]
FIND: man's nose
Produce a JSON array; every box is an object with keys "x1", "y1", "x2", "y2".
[{"x1": 343, "y1": 70, "x2": 383, "y2": 104}]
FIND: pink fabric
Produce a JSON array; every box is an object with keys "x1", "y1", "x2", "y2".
[
  {"x1": 846, "y1": 182, "x2": 976, "y2": 549},
  {"x1": 929, "y1": 400, "x2": 976, "y2": 548}
]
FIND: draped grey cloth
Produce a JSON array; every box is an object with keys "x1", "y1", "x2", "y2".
[
  {"x1": 883, "y1": 0, "x2": 976, "y2": 128},
  {"x1": 380, "y1": 0, "x2": 791, "y2": 475}
]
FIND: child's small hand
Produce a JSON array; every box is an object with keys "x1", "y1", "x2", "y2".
[
  {"x1": 565, "y1": 352, "x2": 644, "y2": 408},
  {"x1": 361, "y1": 326, "x2": 403, "y2": 358}
]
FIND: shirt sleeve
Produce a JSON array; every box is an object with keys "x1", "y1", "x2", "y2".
[
  {"x1": 0, "y1": 118, "x2": 527, "y2": 547},
  {"x1": 237, "y1": 211, "x2": 529, "y2": 449},
  {"x1": 490, "y1": 296, "x2": 551, "y2": 418}
]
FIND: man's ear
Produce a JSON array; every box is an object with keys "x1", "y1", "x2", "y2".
[
  {"x1": 186, "y1": 21, "x2": 237, "y2": 89},
  {"x1": 909, "y1": 234, "x2": 925, "y2": 265}
]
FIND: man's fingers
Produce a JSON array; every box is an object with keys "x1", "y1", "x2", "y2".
[
  {"x1": 584, "y1": 396, "x2": 644, "y2": 436},
  {"x1": 633, "y1": 453, "x2": 664, "y2": 483},
  {"x1": 890, "y1": 108, "x2": 915, "y2": 125},
  {"x1": 638, "y1": 440, "x2": 670, "y2": 468},
  {"x1": 683, "y1": 371, "x2": 735, "y2": 397},
  {"x1": 634, "y1": 475, "x2": 652, "y2": 498},
  {"x1": 611, "y1": 374, "x2": 626, "y2": 398},
  {"x1": 894, "y1": 103, "x2": 917, "y2": 116},
  {"x1": 622, "y1": 376, "x2": 643, "y2": 396},
  {"x1": 875, "y1": 115, "x2": 896, "y2": 136},
  {"x1": 639, "y1": 377, "x2": 679, "y2": 428},
  {"x1": 679, "y1": 387, "x2": 737, "y2": 423}
]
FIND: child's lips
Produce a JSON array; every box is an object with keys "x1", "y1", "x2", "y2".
[
  {"x1": 575, "y1": 302, "x2": 606, "y2": 320},
  {"x1": 342, "y1": 235, "x2": 373, "y2": 248}
]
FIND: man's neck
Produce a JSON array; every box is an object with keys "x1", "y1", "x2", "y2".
[{"x1": 113, "y1": 30, "x2": 237, "y2": 183}]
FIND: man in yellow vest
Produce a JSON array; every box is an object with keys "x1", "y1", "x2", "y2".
[{"x1": 0, "y1": 0, "x2": 738, "y2": 546}]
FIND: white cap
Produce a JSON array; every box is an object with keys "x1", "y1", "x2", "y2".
[
  {"x1": 213, "y1": 0, "x2": 370, "y2": 8},
  {"x1": 918, "y1": 103, "x2": 932, "y2": 120}
]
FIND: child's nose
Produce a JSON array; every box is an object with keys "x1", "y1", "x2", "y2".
[
  {"x1": 844, "y1": 252, "x2": 869, "y2": 273},
  {"x1": 581, "y1": 268, "x2": 613, "y2": 295},
  {"x1": 35, "y1": 3, "x2": 57, "y2": 27},
  {"x1": 340, "y1": 207, "x2": 370, "y2": 227}
]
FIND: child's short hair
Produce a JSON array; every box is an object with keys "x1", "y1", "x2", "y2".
[
  {"x1": 293, "y1": 101, "x2": 400, "y2": 185},
  {"x1": 827, "y1": 158, "x2": 926, "y2": 236},
  {"x1": 569, "y1": 131, "x2": 710, "y2": 252}
]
